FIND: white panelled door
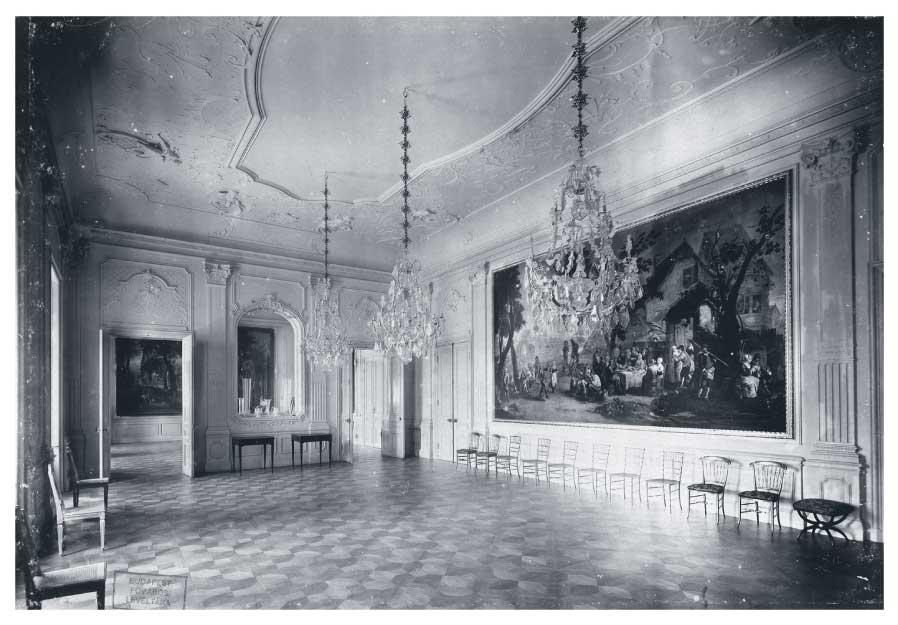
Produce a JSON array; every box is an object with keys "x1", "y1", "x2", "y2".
[
  {"x1": 452, "y1": 342, "x2": 472, "y2": 454},
  {"x1": 435, "y1": 344, "x2": 455, "y2": 461},
  {"x1": 353, "y1": 349, "x2": 388, "y2": 449}
]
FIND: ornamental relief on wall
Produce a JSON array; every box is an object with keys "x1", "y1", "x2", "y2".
[
  {"x1": 340, "y1": 289, "x2": 382, "y2": 341},
  {"x1": 234, "y1": 274, "x2": 305, "y2": 317},
  {"x1": 101, "y1": 260, "x2": 190, "y2": 329},
  {"x1": 433, "y1": 275, "x2": 470, "y2": 341}
]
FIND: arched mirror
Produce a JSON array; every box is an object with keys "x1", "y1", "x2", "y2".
[{"x1": 234, "y1": 303, "x2": 304, "y2": 417}]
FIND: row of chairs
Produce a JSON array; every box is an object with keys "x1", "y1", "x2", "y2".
[{"x1": 456, "y1": 433, "x2": 788, "y2": 529}]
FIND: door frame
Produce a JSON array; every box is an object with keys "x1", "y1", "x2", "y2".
[{"x1": 99, "y1": 327, "x2": 195, "y2": 477}]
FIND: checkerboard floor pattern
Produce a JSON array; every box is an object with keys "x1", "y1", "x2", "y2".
[{"x1": 16, "y1": 441, "x2": 882, "y2": 609}]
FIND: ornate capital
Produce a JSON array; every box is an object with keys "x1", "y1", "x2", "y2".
[
  {"x1": 204, "y1": 261, "x2": 232, "y2": 286},
  {"x1": 800, "y1": 130, "x2": 862, "y2": 186}
]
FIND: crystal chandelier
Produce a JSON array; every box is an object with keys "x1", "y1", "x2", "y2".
[
  {"x1": 526, "y1": 16, "x2": 642, "y2": 341},
  {"x1": 305, "y1": 174, "x2": 351, "y2": 371},
  {"x1": 369, "y1": 91, "x2": 443, "y2": 363}
]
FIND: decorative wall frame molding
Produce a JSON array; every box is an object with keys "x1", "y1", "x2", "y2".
[{"x1": 100, "y1": 259, "x2": 191, "y2": 330}]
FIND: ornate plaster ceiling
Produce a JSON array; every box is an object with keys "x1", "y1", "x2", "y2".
[{"x1": 42, "y1": 16, "x2": 820, "y2": 271}]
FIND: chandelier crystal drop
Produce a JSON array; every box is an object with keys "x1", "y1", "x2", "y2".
[
  {"x1": 368, "y1": 91, "x2": 443, "y2": 363},
  {"x1": 305, "y1": 174, "x2": 351, "y2": 371},
  {"x1": 526, "y1": 16, "x2": 643, "y2": 341}
]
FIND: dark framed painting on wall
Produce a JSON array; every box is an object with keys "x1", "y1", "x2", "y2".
[
  {"x1": 115, "y1": 338, "x2": 183, "y2": 416},
  {"x1": 237, "y1": 325, "x2": 275, "y2": 411},
  {"x1": 492, "y1": 172, "x2": 792, "y2": 435}
]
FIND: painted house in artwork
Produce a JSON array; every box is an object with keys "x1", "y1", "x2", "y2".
[{"x1": 618, "y1": 223, "x2": 781, "y2": 362}]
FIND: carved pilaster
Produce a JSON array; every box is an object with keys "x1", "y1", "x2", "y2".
[
  {"x1": 799, "y1": 130, "x2": 862, "y2": 451},
  {"x1": 204, "y1": 261, "x2": 232, "y2": 286},
  {"x1": 204, "y1": 260, "x2": 231, "y2": 472}
]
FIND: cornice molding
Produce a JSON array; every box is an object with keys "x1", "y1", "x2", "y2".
[
  {"x1": 419, "y1": 32, "x2": 845, "y2": 245},
  {"x1": 81, "y1": 225, "x2": 393, "y2": 284},
  {"x1": 421, "y1": 90, "x2": 882, "y2": 282}
]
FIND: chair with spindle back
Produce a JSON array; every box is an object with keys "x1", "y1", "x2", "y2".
[
  {"x1": 738, "y1": 460, "x2": 787, "y2": 532},
  {"x1": 475, "y1": 434, "x2": 501, "y2": 474},
  {"x1": 496, "y1": 435, "x2": 521, "y2": 478},
  {"x1": 547, "y1": 440, "x2": 578, "y2": 489},
  {"x1": 608, "y1": 447, "x2": 645, "y2": 502},
  {"x1": 521, "y1": 438, "x2": 551, "y2": 482},
  {"x1": 645, "y1": 450, "x2": 685, "y2": 511},
  {"x1": 456, "y1": 431, "x2": 481, "y2": 471},
  {"x1": 687, "y1": 456, "x2": 731, "y2": 521},
  {"x1": 576, "y1": 443, "x2": 611, "y2": 495}
]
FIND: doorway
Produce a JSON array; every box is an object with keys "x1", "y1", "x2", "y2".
[
  {"x1": 99, "y1": 329, "x2": 194, "y2": 478},
  {"x1": 431, "y1": 341, "x2": 471, "y2": 463},
  {"x1": 352, "y1": 349, "x2": 388, "y2": 451}
]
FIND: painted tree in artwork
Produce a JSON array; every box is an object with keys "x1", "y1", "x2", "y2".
[
  {"x1": 494, "y1": 266, "x2": 525, "y2": 384},
  {"x1": 691, "y1": 201, "x2": 785, "y2": 369}
]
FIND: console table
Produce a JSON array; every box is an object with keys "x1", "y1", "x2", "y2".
[
  {"x1": 793, "y1": 498, "x2": 855, "y2": 544},
  {"x1": 231, "y1": 435, "x2": 275, "y2": 475},
  {"x1": 291, "y1": 432, "x2": 332, "y2": 470}
]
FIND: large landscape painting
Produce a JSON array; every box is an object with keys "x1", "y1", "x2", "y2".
[
  {"x1": 493, "y1": 174, "x2": 791, "y2": 434},
  {"x1": 115, "y1": 338, "x2": 182, "y2": 416}
]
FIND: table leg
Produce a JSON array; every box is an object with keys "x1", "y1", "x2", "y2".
[
  {"x1": 231, "y1": 443, "x2": 235, "y2": 473},
  {"x1": 300, "y1": 441, "x2": 303, "y2": 471},
  {"x1": 319, "y1": 441, "x2": 323, "y2": 465},
  {"x1": 239, "y1": 444, "x2": 243, "y2": 475},
  {"x1": 328, "y1": 437, "x2": 332, "y2": 467},
  {"x1": 270, "y1": 441, "x2": 275, "y2": 473},
  {"x1": 263, "y1": 443, "x2": 267, "y2": 470},
  {"x1": 291, "y1": 438, "x2": 295, "y2": 470}
]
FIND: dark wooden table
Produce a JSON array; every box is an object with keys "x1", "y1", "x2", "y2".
[
  {"x1": 793, "y1": 498, "x2": 855, "y2": 544},
  {"x1": 231, "y1": 435, "x2": 275, "y2": 475},
  {"x1": 291, "y1": 433, "x2": 332, "y2": 470}
]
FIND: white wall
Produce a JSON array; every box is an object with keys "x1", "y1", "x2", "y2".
[
  {"x1": 415, "y1": 36, "x2": 883, "y2": 542},
  {"x1": 68, "y1": 232, "x2": 389, "y2": 475}
]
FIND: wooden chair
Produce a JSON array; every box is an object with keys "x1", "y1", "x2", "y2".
[
  {"x1": 48, "y1": 464, "x2": 106, "y2": 555},
  {"x1": 475, "y1": 434, "x2": 500, "y2": 474},
  {"x1": 16, "y1": 506, "x2": 106, "y2": 609},
  {"x1": 456, "y1": 432, "x2": 481, "y2": 471},
  {"x1": 687, "y1": 456, "x2": 731, "y2": 521},
  {"x1": 645, "y1": 450, "x2": 685, "y2": 511},
  {"x1": 738, "y1": 460, "x2": 787, "y2": 533},
  {"x1": 65, "y1": 438, "x2": 109, "y2": 508},
  {"x1": 547, "y1": 440, "x2": 578, "y2": 489},
  {"x1": 576, "y1": 443, "x2": 611, "y2": 495},
  {"x1": 521, "y1": 438, "x2": 551, "y2": 482},
  {"x1": 609, "y1": 447, "x2": 645, "y2": 502},
  {"x1": 496, "y1": 435, "x2": 521, "y2": 478}
]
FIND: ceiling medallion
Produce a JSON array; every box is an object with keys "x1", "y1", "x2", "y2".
[
  {"x1": 526, "y1": 16, "x2": 642, "y2": 341},
  {"x1": 369, "y1": 91, "x2": 443, "y2": 363},
  {"x1": 305, "y1": 174, "x2": 351, "y2": 371}
]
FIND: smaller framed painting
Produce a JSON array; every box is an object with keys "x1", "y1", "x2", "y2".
[{"x1": 115, "y1": 338, "x2": 183, "y2": 416}]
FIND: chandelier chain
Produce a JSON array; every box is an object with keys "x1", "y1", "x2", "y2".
[
  {"x1": 401, "y1": 89, "x2": 411, "y2": 250},
  {"x1": 368, "y1": 90, "x2": 443, "y2": 362},
  {"x1": 323, "y1": 173, "x2": 329, "y2": 281},
  {"x1": 571, "y1": 16, "x2": 589, "y2": 159}
]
